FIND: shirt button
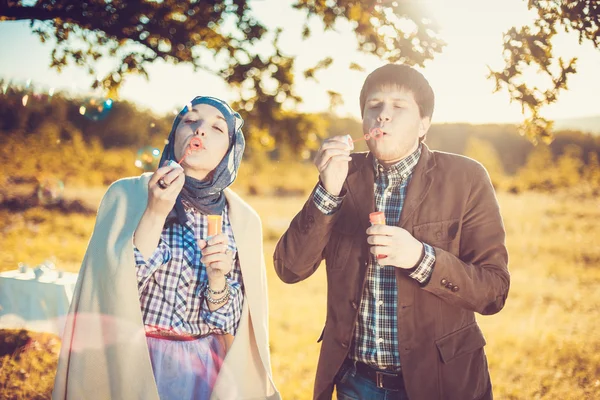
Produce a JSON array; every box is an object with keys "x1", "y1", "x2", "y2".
[
  {"x1": 377, "y1": 300, "x2": 384, "y2": 306},
  {"x1": 377, "y1": 338, "x2": 384, "y2": 344}
]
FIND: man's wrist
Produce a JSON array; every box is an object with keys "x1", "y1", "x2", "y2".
[{"x1": 320, "y1": 180, "x2": 343, "y2": 197}]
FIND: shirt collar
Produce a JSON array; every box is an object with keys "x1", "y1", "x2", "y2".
[{"x1": 373, "y1": 144, "x2": 422, "y2": 180}]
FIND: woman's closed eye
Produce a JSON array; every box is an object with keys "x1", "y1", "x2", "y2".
[{"x1": 213, "y1": 125, "x2": 225, "y2": 133}]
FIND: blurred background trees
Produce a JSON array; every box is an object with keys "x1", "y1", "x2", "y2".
[{"x1": 0, "y1": 0, "x2": 445, "y2": 149}]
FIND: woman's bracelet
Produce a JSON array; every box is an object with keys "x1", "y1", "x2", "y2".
[
  {"x1": 207, "y1": 281, "x2": 228, "y2": 295},
  {"x1": 205, "y1": 285, "x2": 230, "y2": 305}
]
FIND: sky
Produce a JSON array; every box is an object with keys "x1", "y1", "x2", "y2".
[{"x1": 0, "y1": 0, "x2": 598, "y2": 124}]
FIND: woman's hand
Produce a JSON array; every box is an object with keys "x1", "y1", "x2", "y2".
[
  {"x1": 199, "y1": 233, "x2": 234, "y2": 290},
  {"x1": 146, "y1": 163, "x2": 186, "y2": 219}
]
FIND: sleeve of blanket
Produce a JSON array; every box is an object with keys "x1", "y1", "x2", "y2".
[
  {"x1": 200, "y1": 275, "x2": 244, "y2": 335},
  {"x1": 133, "y1": 239, "x2": 172, "y2": 293}
]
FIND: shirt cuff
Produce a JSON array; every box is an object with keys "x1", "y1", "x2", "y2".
[
  {"x1": 134, "y1": 239, "x2": 171, "y2": 269},
  {"x1": 403, "y1": 243, "x2": 436, "y2": 286},
  {"x1": 313, "y1": 183, "x2": 345, "y2": 215},
  {"x1": 200, "y1": 279, "x2": 243, "y2": 334},
  {"x1": 134, "y1": 240, "x2": 172, "y2": 293}
]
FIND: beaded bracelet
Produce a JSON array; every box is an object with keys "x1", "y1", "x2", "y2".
[
  {"x1": 207, "y1": 282, "x2": 228, "y2": 295},
  {"x1": 205, "y1": 285, "x2": 230, "y2": 305}
]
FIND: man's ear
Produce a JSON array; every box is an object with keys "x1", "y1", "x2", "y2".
[{"x1": 419, "y1": 116, "x2": 431, "y2": 138}]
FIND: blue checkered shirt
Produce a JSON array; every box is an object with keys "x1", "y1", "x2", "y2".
[
  {"x1": 314, "y1": 145, "x2": 436, "y2": 370},
  {"x1": 133, "y1": 202, "x2": 244, "y2": 336}
]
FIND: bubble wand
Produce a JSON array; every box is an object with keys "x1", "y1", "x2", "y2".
[
  {"x1": 165, "y1": 137, "x2": 204, "y2": 169},
  {"x1": 345, "y1": 128, "x2": 384, "y2": 149}
]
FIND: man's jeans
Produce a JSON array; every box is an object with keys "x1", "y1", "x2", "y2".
[{"x1": 334, "y1": 360, "x2": 410, "y2": 400}]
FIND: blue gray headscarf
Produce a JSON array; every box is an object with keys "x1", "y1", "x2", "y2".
[{"x1": 159, "y1": 96, "x2": 245, "y2": 225}]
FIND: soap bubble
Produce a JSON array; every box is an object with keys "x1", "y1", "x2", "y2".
[
  {"x1": 79, "y1": 97, "x2": 114, "y2": 121},
  {"x1": 37, "y1": 177, "x2": 65, "y2": 205},
  {"x1": 135, "y1": 146, "x2": 161, "y2": 171}
]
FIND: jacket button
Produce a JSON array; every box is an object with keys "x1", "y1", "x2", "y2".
[
  {"x1": 351, "y1": 301, "x2": 358, "y2": 310},
  {"x1": 341, "y1": 341, "x2": 349, "y2": 348},
  {"x1": 446, "y1": 282, "x2": 454, "y2": 289},
  {"x1": 451, "y1": 285, "x2": 459, "y2": 292},
  {"x1": 440, "y1": 278, "x2": 448, "y2": 286},
  {"x1": 308, "y1": 215, "x2": 315, "y2": 224}
]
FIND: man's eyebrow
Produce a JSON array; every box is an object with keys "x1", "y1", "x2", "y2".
[{"x1": 368, "y1": 97, "x2": 411, "y2": 102}]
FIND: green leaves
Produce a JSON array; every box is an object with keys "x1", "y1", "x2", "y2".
[{"x1": 489, "y1": 0, "x2": 596, "y2": 143}]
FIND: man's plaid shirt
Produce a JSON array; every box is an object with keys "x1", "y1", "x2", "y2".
[{"x1": 314, "y1": 145, "x2": 436, "y2": 370}]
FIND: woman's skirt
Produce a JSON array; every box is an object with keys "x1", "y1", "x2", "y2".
[{"x1": 146, "y1": 333, "x2": 227, "y2": 400}]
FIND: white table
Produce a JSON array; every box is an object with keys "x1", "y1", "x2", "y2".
[{"x1": 0, "y1": 269, "x2": 78, "y2": 337}]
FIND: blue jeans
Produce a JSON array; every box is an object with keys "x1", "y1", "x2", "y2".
[{"x1": 335, "y1": 360, "x2": 410, "y2": 400}]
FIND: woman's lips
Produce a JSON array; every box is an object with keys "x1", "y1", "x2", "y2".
[{"x1": 189, "y1": 137, "x2": 204, "y2": 150}]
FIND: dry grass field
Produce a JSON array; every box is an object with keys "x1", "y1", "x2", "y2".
[{"x1": 1, "y1": 186, "x2": 599, "y2": 399}]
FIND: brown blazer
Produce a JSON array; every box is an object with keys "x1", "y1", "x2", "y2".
[{"x1": 273, "y1": 145, "x2": 509, "y2": 400}]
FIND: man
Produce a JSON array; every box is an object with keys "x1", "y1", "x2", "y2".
[{"x1": 273, "y1": 64, "x2": 509, "y2": 400}]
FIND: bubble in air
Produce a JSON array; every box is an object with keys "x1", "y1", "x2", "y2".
[
  {"x1": 79, "y1": 97, "x2": 114, "y2": 121},
  {"x1": 135, "y1": 146, "x2": 161, "y2": 171},
  {"x1": 37, "y1": 177, "x2": 65, "y2": 205}
]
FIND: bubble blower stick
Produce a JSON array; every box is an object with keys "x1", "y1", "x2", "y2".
[
  {"x1": 175, "y1": 137, "x2": 204, "y2": 165},
  {"x1": 207, "y1": 215, "x2": 223, "y2": 237},
  {"x1": 369, "y1": 211, "x2": 388, "y2": 259},
  {"x1": 344, "y1": 128, "x2": 384, "y2": 150}
]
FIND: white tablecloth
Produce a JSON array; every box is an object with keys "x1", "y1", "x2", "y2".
[{"x1": 0, "y1": 269, "x2": 78, "y2": 337}]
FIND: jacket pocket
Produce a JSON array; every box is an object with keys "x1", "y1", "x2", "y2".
[
  {"x1": 413, "y1": 219, "x2": 460, "y2": 247},
  {"x1": 327, "y1": 217, "x2": 359, "y2": 271},
  {"x1": 435, "y1": 323, "x2": 490, "y2": 400},
  {"x1": 436, "y1": 322, "x2": 487, "y2": 363}
]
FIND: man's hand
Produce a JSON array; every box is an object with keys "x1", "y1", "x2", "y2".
[
  {"x1": 366, "y1": 225, "x2": 424, "y2": 269},
  {"x1": 313, "y1": 136, "x2": 352, "y2": 196}
]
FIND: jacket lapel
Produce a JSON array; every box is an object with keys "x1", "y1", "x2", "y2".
[
  {"x1": 398, "y1": 144, "x2": 436, "y2": 229},
  {"x1": 223, "y1": 189, "x2": 270, "y2": 370},
  {"x1": 346, "y1": 152, "x2": 376, "y2": 232}
]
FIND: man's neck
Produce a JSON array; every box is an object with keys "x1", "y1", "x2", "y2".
[{"x1": 377, "y1": 143, "x2": 420, "y2": 169}]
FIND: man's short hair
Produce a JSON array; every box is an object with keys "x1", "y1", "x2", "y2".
[{"x1": 359, "y1": 64, "x2": 435, "y2": 120}]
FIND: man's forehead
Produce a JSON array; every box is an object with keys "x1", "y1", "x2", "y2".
[{"x1": 367, "y1": 84, "x2": 416, "y2": 102}]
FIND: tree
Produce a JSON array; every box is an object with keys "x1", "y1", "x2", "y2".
[
  {"x1": 464, "y1": 137, "x2": 505, "y2": 189},
  {"x1": 0, "y1": 0, "x2": 445, "y2": 148},
  {"x1": 555, "y1": 144, "x2": 583, "y2": 187},
  {"x1": 489, "y1": 0, "x2": 599, "y2": 143},
  {"x1": 516, "y1": 143, "x2": 556, "y2": 190}
]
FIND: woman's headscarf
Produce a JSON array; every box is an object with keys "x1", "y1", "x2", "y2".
[{"x1": 158, "y1": 96, "x2": 245, "y2": 225}]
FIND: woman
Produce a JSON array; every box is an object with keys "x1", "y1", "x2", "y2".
[{"x1": 53, "y1": 96, "x2": 280, "y2": 400}]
